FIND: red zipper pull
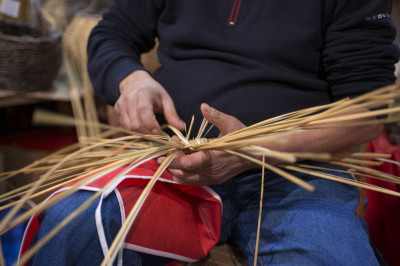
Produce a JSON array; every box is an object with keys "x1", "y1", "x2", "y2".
[{"x1": 228, "y1": 0, "x2": 242, "y2": 25}]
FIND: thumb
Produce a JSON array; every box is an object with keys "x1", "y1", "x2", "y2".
[{"x1": 200, "y1": 103, "x2": 245, "y2": 136}]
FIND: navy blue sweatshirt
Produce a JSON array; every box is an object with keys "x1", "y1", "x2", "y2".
[{"x1": 88, "y1": 0, "x2": 399, "y2": 137}]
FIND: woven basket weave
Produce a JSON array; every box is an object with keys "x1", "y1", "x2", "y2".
[{"x1": 0, "y1": 21, "x2": 62, "y2": 92}]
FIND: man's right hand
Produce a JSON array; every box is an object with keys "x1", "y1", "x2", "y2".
[{"x1": 115, "y1": 70, "x2": 185, "y2": 134}]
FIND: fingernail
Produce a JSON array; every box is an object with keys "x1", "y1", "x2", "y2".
[
  {"x1": 151, "y1": 128, "x2": 160, "y2": 135},
  {"x1": 203, "y1": 103, "x2": 212, "y2": 113},
  {"x1": 157, "y1": 157, "x2": 164, "y2": 164}
]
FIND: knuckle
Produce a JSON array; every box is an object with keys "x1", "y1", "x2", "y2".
[
  {"x1": 183, "y1": 160, "x2": 194, "y2": 171},
  {"x1": 203, "y1": 151, "x2": 213, "y2": 167},
  {"x1": 136, "y1": 103, "x2": 149, "y2": 114},
  {"x1": 213, "y1": 109, "x2": 223, "y2": 120},
  {"x1": 129, "y1": 120, "x2": 141, "y2": 131},
  {"x1": 114, "y1": 105, "x2": 121, "y2": 115}
]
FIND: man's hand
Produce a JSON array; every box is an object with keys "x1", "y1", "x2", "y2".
[
  {"x1": 115, "y1": 70, "x2": 185, "y2": 134},
  {"x1": 161, "y1": 103, "x2": 254, "y2": 186},
  {"x1": 158, "y1": 101, "x2": 385, "y2": 186}
]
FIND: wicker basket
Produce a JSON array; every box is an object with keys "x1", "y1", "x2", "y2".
[{"x1": 0, "y1": 20, "x2": 62, "y2": 92}]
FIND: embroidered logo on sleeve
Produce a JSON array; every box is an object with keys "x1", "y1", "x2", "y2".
[{"x1": 366, "y1": 13, "x2": 391, "y2": 21}]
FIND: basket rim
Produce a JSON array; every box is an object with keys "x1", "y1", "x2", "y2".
[
  {"x1": 0, "y1": 21, "x2": 62, "y2": 43},
  {"x1": 0, "y1": 30, "x2": 62, "y2": 43}
]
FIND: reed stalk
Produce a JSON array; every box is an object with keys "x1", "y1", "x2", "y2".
[{"x1": 1, "y1": 84, "x2": 400, "y2": 264}]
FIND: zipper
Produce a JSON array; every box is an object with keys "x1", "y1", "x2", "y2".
[{"x1": 228, "y1": 0, "x2": 242, "y2": 25}]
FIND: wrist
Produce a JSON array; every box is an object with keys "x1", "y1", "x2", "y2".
[
  {"x1": 119, "y1": 69, "x2": 150, "y2": 94},
  {"x1": 239, "y1": 154, "x2": 260, "y2": 172}
]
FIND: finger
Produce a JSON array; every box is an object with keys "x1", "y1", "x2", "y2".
[
  {"x1": 170, "y1": 169, "x2": 227, "y2": 186},
  {"x1": 114, "y1": 101, "x2": 133, "y2": 131},
  {"x1": 157, "y1": 149, "x2": 185, "y2": 165},
  {"x1": 126, "y1": 109, "x2": 151, "y2": 134},
  {"x1": 117, "y1": 98, "x2": 149, "y2": 134},
  {"x1": 118, "y1": 113, "x2": 132, "y2": 131},
  {"x1": 136, "y1": 90, "x2": 162, "y2": 134},
  {"x1": 168, "y1": 170, "x2": 207, "y2": 186},
  {"x1": 167, "y1": 151, "x2": 212, "y2": 171},
  {"x1": 200, "y1": 103, "x2": 245, "y2": 136},
  {"x1": 160, "y1": 93, "x2": 185, "y2": 131},
  {"x1": 115, "y1": 93, "x2": 150, "y2": 133}
]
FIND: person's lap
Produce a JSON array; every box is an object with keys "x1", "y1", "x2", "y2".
[
  {"x1": 29, "y1": 162, "x2": 382, "y2": 266},
  {"x1": 214, "y1": 162, "x2": 382, "y2": 266},
  {"x1": 29, "y1": 191, "x2": 172, "y2": 266}
]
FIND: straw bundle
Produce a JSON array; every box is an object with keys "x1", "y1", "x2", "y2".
[
  {"x1": 1, "y1": 84, "x2": 400, "y2": 265},
  {"x1": 39, "y1": 0, "x2": 113, "y2": 143},
  {"x1": 62, "y1": 13, "x2": 102, "y2": 142}
]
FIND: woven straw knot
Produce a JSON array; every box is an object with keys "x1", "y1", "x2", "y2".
[{"x1": 181, "y1": 138, "x2": 208, "y2": 152}]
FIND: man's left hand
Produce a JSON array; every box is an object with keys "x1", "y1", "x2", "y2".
[{"x1": 159, "y1": 103, "x2": 255, "y2": 186}]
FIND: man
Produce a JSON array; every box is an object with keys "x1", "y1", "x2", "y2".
[{"x1": 31, "y1": 0, "x2": 399, "y2": 265}]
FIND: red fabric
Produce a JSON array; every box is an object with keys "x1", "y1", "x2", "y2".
[
  {"x1": 20, "y1": 213, "x2": 40, "y2": 260},
  {"x1": 20, "y1": 159, "x2": 222, "y2": 263},
  {"x1": 365, "y1": 131, "x2": 400, "y2": 266},
  {"x1": 0, "y1": 127, "x2": 77, "y2": 151}
]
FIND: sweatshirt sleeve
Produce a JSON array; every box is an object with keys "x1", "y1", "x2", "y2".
[
  {"x1": 323, "y1": 0, "x2": 400, "y2": 100},
  {"x1": 87, "y1": 0, "x2": 160, "y2": 105}
]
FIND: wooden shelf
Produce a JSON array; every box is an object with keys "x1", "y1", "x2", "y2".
[{"x1": 0, "y1": 70, "x2": 73, "y2": 107}]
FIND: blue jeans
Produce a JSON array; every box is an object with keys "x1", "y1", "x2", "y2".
[
  {"x1": 29, "y1": 191, "x2": 173, "y2": 266},
  {"x1": 213, "y1": 162, "x2": 384, "y2": 265},
  {"x1": 29, "y1": 162, "x2": 383, "y2": 265}
]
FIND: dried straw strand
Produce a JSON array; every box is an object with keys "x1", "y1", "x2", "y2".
[
  {"x1": 295, "y1": 163, "x2": 400, "y2": 185},
  {"x1": 101, "y1": 152, "x2": 177, "y2": 266},
  {"x1": 1, "y1": 84, "x2": 400, "y2": 264},
  {"x1": 17, "y1": 189, "x2": 104, "y2": 266},
  {"x1": 226, "y1": 150, "x2": 314, "y2": 192},
  {"x1": 0, "y1": 241, "x2": 4, "y2": 266},
  {"x1": 283, "y1": 165, "x2": 400, "y2": 197},
  {"x1": 254, "y1": 156, "x2": 265, "y2": 266}
]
